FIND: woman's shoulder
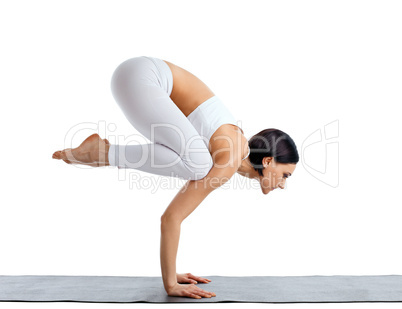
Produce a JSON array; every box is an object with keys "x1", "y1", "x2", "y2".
[{"x1": 209, "y1": 125, "x2": 248, "y2": 164}]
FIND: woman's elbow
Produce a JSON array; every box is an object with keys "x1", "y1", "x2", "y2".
[{"x1": 161, "y1": 214, "x2": 183, "y2": 226}]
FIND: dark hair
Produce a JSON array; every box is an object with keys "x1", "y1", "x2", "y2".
[{"x1": 248, "y1": 128, "x2": 299, "y2": 176}]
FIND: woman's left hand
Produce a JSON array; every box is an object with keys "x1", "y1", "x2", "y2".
[{"x1": 176, "y1": 273, "x2": 212, "y2": 284}]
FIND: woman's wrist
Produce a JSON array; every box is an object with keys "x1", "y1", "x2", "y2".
[
  {"x1": 162, "y1": 275, "x2": 178, "y2": 293},
  {"x1": 166, "y1": 282, "x2": 178, "y2": 293}
]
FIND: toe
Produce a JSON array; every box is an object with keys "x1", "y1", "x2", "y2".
[
  {"x1": 58, "y1": 150, "x2": 66, "y2": 160},
  {"x1": 61, "y1": 148, "x2": 77, "y2": 162},
  {"x1": 64, "y1": 149, "x2": 74, "y2": 160}
]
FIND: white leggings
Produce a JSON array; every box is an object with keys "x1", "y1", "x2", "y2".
[{"x1": 108, "y1": 56, "x2": 213, "y2": 180}]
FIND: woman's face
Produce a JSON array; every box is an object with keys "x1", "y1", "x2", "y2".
[{"x1": 258, "y1": 157, "x2": 297, "y2": 195}]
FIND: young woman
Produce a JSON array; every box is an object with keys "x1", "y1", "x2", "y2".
[{"x1": 52, "y1": 56, "x2": 299, "y2": 299}]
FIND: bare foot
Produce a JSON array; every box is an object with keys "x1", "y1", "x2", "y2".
[{"x1": 52, "y1": 133, "x2": 110, "y2": 167}]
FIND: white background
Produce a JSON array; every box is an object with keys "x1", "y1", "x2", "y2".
[{"x1": 1, "y1": 0, "x2": 401, "y2": 308}]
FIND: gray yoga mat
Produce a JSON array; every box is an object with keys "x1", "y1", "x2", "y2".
[{"x1": 1, "y1": 275, "x2": 402, "y2": 303}]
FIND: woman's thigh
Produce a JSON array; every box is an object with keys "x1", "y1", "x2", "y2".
[{"x1": 110, "y1": 56, "x2": 212, "y2": 170}]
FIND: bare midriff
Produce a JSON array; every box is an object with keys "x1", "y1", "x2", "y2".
[
  {"x1": 162, "y1": 59, "x2": 247, "y2": 160},
  {"x1": 162, "y1": 59, "x2": 216, "y2": 117}
]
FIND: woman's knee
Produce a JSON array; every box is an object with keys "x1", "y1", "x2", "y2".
[{"x1": 110, "y1": 57, "x2": 152, "y2": 105}]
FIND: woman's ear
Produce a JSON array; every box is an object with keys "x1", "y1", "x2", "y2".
[
  {"x1": 262, "y1": 157, "x2": 272, "y2": 168},
  {"x1": 263, "y1": 157, "x2": 273, "y2": 168}
]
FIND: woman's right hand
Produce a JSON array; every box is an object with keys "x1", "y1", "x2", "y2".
[{"x1": 167, "y1": 283, "x2": 216, "y2": 299}]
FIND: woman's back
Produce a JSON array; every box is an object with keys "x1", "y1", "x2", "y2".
[
  {"x1": 162, "y1": 59, "x2": 216, "y2": 117},
  {"x1": 162, "y1": 58, "x2": 248, "y2": 160}
]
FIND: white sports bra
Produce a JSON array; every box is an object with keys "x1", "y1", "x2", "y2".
[{"x1": 186, "y1": 95, "x2": 250, "y2": 161}]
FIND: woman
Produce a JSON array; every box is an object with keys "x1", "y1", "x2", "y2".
[{"x1": 52, "y1": 56, "x2": 299, "y2": 299}]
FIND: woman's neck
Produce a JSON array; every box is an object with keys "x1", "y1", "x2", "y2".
[{"x1": 237, "y1": 156, "x2": 259, "y2": 179}]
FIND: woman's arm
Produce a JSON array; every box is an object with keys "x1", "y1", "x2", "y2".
[
  {"x1": 160, "y1": 178, "x2": 215, "y2": 293},
  {"x1": 160, "y1": 217, "x2": 181, "y2": 292},
  {"x1": 160, "y1": 153, "x2": 241, "y2": 295}
]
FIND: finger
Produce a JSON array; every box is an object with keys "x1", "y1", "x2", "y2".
[
  {"x1": 187, "y1": 293, "x2": 201, "y2": 299},
  {"x1": 198, "y1": 291, "x2": 212, "y2": 298},
  {"x1": 198, "y1": 277, "x2": 211, "y2": 283},
  {"x1": 195, "y1": 287, "x2": 215, "y2": 297},
  {"x1": 191, "y1": 275, "x2": 211, "y2": 283},
  {"x1": 192, "y1": 290, "x2": 211, "y2": 298},
  {"x1": 202, "y1": 290, "x2": 216, "y2": 297}
]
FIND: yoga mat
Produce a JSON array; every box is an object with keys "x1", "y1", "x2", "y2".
[{"x1": 1, "y1": 275, "x2": 402, "y2": 303}]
